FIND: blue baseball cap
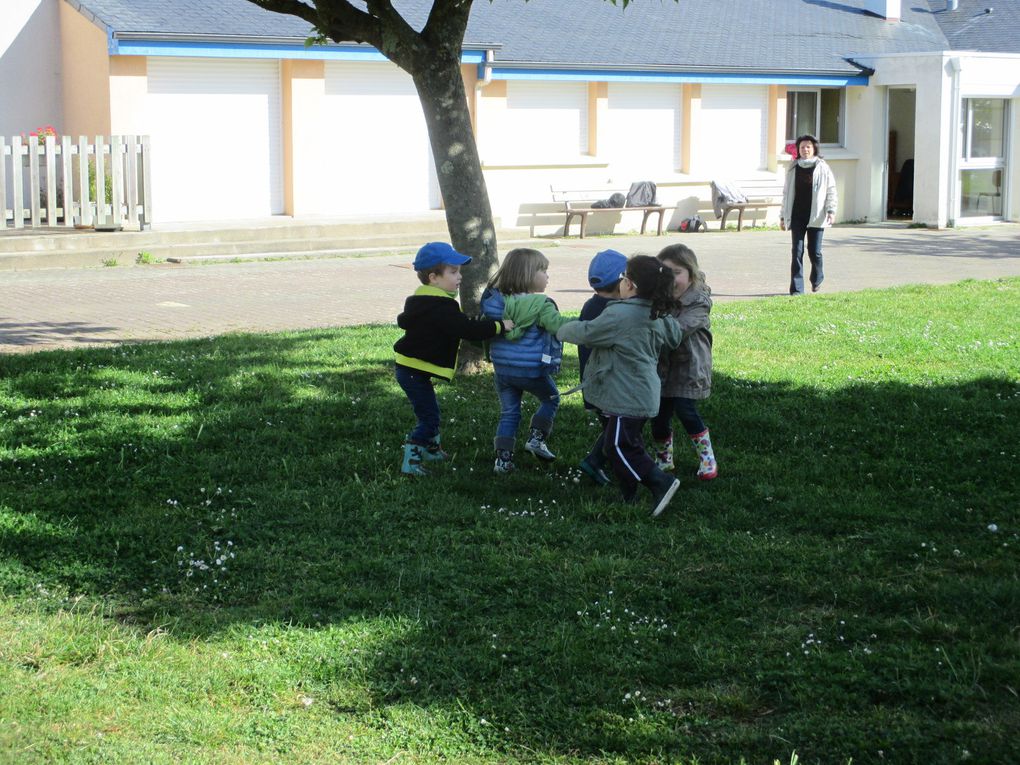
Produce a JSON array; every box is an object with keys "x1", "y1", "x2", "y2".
[
  {"x1": 588, "y1": 249, "x2": 628, "y2": 289},
  {"x1": 413, "y1": 242, "x2": 472, "y2": 270}
]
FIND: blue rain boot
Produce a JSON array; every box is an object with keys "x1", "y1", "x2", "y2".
[
  {"x1": 401, "y1": 442, "x2": 428, "y2": 476},
  {"x1": 423, "y1": 433, "x2": 448, "y2": 462}
]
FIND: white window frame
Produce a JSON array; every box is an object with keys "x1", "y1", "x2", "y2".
[
  {"x1": 786, "y1": 88, "x2": 844, "y2": 146},
  {"x1": 959, "y1": 97, "x2": 1010, "y2": 220}
]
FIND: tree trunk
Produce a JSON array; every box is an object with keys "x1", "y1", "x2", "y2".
[
  {"x1": 411, "y1": 52, "x2": 497, "y2": 372},
  {"x1": 413, "y1": 62, "x2": 497, "y2": 304}
]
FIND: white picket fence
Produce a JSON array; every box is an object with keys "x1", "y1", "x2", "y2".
[{"x1": 0, "y1": 135, "x2": 151, "y2": 230}]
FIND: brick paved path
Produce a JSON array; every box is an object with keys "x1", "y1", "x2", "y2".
[{"x1": 2, "y1": 225, "x2": 1018, "y2": 354}]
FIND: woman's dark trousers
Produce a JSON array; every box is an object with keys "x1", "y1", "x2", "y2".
[{"x1": 790, "y1": 225, "x2": 824, "y2": 294}]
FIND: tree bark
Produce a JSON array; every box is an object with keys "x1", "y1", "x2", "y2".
[{"x1": 411, "y1": 56, "x2": 496, "y2": 306}]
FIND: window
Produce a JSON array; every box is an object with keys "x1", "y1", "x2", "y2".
[
  {"x1": 960, "y1": 98, "x2": 1008, "y2": 218},
  {"x1": 786, "y1": 88, "x2": 843, "y2": 144}
]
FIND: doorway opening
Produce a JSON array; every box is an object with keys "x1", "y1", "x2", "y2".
[{"x1": 886, "y1": 88, "x2": 916, "y2": 220}]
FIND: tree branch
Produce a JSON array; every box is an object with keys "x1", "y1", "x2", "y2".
[{"x1": 421, "y1": 0, "x2": 472, "y2": 53}]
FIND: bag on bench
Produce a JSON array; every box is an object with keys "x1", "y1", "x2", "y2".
[
  {"x1": 591, "y1": 193, "x2": 626, "y2": 209},
  {"x1": 625, "y1": 181, "x2": 658, "y2": 207}
]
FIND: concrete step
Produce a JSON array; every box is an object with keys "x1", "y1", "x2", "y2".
[
  {"x1": 0, "y1": 217, "x2": 536, "y2": 270},
  {"x1": 0, "y1": 216, "x2": 456, "y2": 253}
]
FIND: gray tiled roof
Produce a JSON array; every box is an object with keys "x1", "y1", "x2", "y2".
[
  {"x1": 929, "y1": 0, "x2": 1020, "y2": 53},
  {"x1": 466, "y1": 0, "x2": 947, "y2": 74},
  {"x1": 69, "y1": 0, "x2": 1013, "y2": 72}
]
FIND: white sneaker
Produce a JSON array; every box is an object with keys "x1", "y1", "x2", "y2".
[{"x1": 524, "y1": 429, "x2": 555, "y2": 461}]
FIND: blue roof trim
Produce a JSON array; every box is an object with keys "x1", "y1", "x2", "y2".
[
  {"x1": 111, "y1": 38, "x2": 488, "y2": 64},
  {"x1": 490, "y1": 67, "x2": 868, "y2": 87}
]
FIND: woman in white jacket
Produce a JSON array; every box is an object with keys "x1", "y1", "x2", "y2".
[{"x1": 780, "y1": 134, "x2": 837, "y2": 295}]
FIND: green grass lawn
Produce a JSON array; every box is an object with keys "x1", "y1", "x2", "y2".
[{"x1": 1, "y1": 279, "x2": 1018, "y2": 765}]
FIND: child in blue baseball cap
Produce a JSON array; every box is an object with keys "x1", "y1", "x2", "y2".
[
  {"x1": 575, "y1": 249, "x2": 628, "y2": 486},
  {"x1": 394, "y1": 242, "x2": 514, "y2": 476}
]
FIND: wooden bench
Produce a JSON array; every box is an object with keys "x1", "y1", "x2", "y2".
[
  {"x1": 713, "y1": 179, "x2": 784, "y2": 231},
  {"x1": 550, "y1": 185, "x2": 667, "y2": 238}
]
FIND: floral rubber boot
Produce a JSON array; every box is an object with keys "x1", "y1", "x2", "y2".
[
  {"x1": 653, "y1": 432, "x2": 674, "y2": 471},
  {"x1": 690, "y1": 429, "x2": 717, "y2": 480}
]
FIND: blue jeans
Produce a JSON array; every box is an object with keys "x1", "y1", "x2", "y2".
[
  {"x1": 395, "y1": 364, "x2": 440, "y2": 444},
  {"x1": 790, "y1": 225, "x2": 824, "y2": 294},
  {"x1": 493, "y1": 373, "x2": 559, "y2": 451},
  {"x1": 650, "y1": 397, "x2": 706, "y2": 441}
]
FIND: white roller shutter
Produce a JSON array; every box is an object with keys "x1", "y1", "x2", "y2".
[
  {"x1": 322, "y1": 61, "x2": 439, "y2": 214},
  {"x1": 146, "y1": 58, "x2": 283, "y2": 222},
  {"x1": 480, "y1": 81, "x2": 588, "y2": 162},
  {"x1": 698, "y1": 85, "x2": 767, "y2": 175},
  {"x1": 604, "y1": 83, "x2": 681, "y2": 173}
]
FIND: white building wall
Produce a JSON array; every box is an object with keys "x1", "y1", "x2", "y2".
[
  {"x1": 860, "y1": 51, "x2": 1020, "y2": 226},
  {"x1": 862, "y1": 53, "x2": 954, "y2": 226},
  {"x1": 1012, "y1": 96, "x2": 1020, "y2": 222},
  {"x1": 479, "y1": 80, "x2": 598, "y2": 232},
  {"x1": 0, "y1": 0, "x2": 63, "y2": 136},
  {"x1": 481, "y1": 81, "x2": 775, "y2": 234},
  {"x1": 695, "y1": 85, "x2": 767, "y2": 175},
  {"x1": 602, "y1": 82, "x2": 681, "y2": 177},
  {"x1": 478, "y1": 80, "x2": 588, "y2": 164},
  {"x1": 144, "y1": 58, "x2": 284, "y2": 222},
  {"x1": 320, "y1": 61, "x2": 438, "y2": 215}
]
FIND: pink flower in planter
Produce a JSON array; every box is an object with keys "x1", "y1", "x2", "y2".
[
  {"x1": 29, "y1": 125, "x2": 58, "y2": 141},
  {"x1": 784, "y1": 141, "x2": 798, "y2": 159}
]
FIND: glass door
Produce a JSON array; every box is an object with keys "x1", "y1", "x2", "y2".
[{"x1": 959, "y1": 98, "x2": 1008, "y2": 219}]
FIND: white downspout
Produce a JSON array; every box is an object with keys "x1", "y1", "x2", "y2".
[
  {"x1": 472, "y1": 49, "x2": 494, "y2": 145},
  {"x1": 947, "y1": 56, "x2": 962, "y2": 227},
  {"x1": 475, "y1": 49, "x2": 494, "y2": 92}
]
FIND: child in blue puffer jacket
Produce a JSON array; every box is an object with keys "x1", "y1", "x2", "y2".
[{"x1": 481, "y1": 248, "x2": 571, "y2": 474}]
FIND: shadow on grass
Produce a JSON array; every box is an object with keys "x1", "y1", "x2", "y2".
[{"x1": 1, "y1": 328, "x2": 1018, "y2": 762}]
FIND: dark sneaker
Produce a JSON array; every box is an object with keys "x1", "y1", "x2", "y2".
[
  {"x1": 524, "y1": 428, "x2": 555, "y2": 461},
  {"x1": 579, "y1": 456, "x2": 610, "y2": 486},
  {"x1": 647, "y1": 469, "x2": 681, "y2": 518},
  {"x1": 493, "y1": 449, "x2": 515, "y2": 475}
]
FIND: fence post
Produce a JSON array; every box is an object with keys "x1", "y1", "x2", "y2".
[
  {"x1": 141, "y1": 135, "x2": 152, "y2": 227},
  {"x1": 11, "y1": 136, "x2": 24, "y2": 229},
  {"x1": 124, "y1": 135, "x2": 139, "y2": 230},
  {"x1": 0, "y1": 137, "x2": 7, "y2": 229},
  {"x1": 77, "y1": 136, "x2": 92, "y2": 227},
  {"x1": 28, "y1": 136, "x2": 41, "y2": 227},
  {"x1": 44, "y1": 135, "x2": 57, "y2": 225},
  {"x1": 95, "y1": 135, "x2": 107, "y2": 227},
  {"x1": 111, "y1": 135, "x2": 124, "y2": 228},
  {"x1": 61, "y1": 135, "x2": 74, "y2": 228}
]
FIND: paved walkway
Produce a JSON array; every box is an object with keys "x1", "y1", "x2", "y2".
[{"x1": 2, "y1": 224, "x2": 1018, "y2": 354}]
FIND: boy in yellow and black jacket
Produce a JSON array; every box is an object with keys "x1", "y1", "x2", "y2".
[{"x1": 393, "y1": 242, "x2": 513, "y2": 476}]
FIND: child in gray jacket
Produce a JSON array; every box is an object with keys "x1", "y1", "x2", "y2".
[
  {"x1": 651, "y1": 244, "x2": 717, "y2": 480},
  {"x1": 558, "y1": 255, "x2": 684, "y2": 518}
]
